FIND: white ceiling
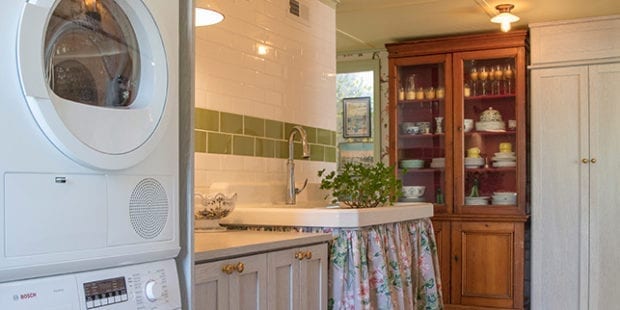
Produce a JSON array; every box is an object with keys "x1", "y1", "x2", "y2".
[{"x1": 336, "y1": 0, "x2": 620, "y2": 52}]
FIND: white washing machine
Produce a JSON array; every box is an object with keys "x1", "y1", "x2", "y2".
[{"x1": 0, "y1": 0, "x2": 181, "y2": 308}]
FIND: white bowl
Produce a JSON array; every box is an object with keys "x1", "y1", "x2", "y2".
[{"x1": 402, "y1": 186, "x2": 425, "y2": 198}]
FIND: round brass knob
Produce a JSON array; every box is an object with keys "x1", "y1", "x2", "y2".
[
  {"x1": 295, "y1": 251, "x2": 305, "y2": 260},
  {"x1": 591, "y1": 158, "x2": 597, "y2": 164},
  {"x1": 222, "y1": 264, "x2": 235, "y2": 275},
  {"x1": 582, "y1": 158, "x2": 589, "y2": 164},
  {"x1": 304, "y1": 251, "x2": 312, "y2": 260},
  {"x1": 235, "y1": 262, "x2": 245, "y2": 273}
]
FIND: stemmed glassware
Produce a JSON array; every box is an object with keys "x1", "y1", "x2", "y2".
[
  {"x1": 493, "y1": 64, "x2": 503, "y2": 94},
  {"x1": 503, "y1": 64, "x2": 514, "y2": 94},
  {"x1": 469, "y1": 67, "x2": 478, "y2": 96},
  {"x1": 478, "y1": 66, "x2": 489, "y2": 95}
]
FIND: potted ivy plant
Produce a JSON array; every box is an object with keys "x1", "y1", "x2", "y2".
[{"x1": 318, "y1": 162, "x2": 402, "y2": 208}]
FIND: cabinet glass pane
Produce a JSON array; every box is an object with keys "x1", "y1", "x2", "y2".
[
  {"x1": 397, "y1": 63, "x2": 446, "y2": 205},
  {"x1": 462, "y1": 57, "x2": 517, "y2": 207}
]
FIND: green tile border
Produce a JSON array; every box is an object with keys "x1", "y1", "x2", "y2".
[{"x1": 194, "y1": 108, "x2": 336, "y2": 162}]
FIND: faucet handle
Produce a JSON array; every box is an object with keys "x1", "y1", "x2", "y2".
[{"x1": 295, "y1": 178, "x2": 308, "y2": 194}]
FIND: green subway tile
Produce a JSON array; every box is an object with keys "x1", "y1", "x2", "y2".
[
  {"x1": 233, "y1": 135, "x2": 255, "y2": 156},
  {"x1": 195, "y1": 130, "x2": 206, "y2": 153},
  {"x1": 331, "y1": 131, "x2": 337, "y2": 146},
  {"x1": 265, "y1": 120, "x2": 283, "y2": 139},
  {"x1": 195, "y1": 108, "x2": 219, "y2": 131},
  {"x1": 310, "y1": 144, "x2": 324, "y2": 161},
  {"x1": 221, "y1": 112, "x2": 243, "y2": 134},
  {"x1": 256, "y1": 138, "x2": 275, "y2": 158},
  {"x1": 317, "y1": 128, "x2": 332, "y2": 145},
  {"x1": 276, "y1": 141, "x2": 288, "y2": 159},
  {"x1": 284, "y1": 123, "x2": 296, "y2": 140},
  {"x1": 303, "y1": 126, "x2": 317, "y2": 143},
  {"x1": 208, "y1": 132, "x2": 232, "y2": 154},
  {"x1": 325, "y1": 146, "x2": 336, "y2": 162},
  {"x1": 244, "y1": 116, "x2": 265, "y2": 137}
]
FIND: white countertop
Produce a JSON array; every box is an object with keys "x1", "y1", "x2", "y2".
[
  {"x1": 194, "y1": 230, "x2": 333, "y2": 263},
  {"x1": 220, "y1": 202, "x2": 433, "y2": 228}
]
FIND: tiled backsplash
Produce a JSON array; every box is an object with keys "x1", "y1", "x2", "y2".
[{"x1": 195, "y1": 108, "x2": 336, "y2": 162}]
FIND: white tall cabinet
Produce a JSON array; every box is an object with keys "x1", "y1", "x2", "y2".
[{"x1": 530, "y1": 15, "x2": 620, "y2": 310}]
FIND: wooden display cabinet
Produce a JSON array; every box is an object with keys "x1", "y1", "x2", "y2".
[{"x1": 387, "y1": 31, "x2": 529, "y2": 309}]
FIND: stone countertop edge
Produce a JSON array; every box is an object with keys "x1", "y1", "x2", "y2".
[{"x1": 194, "y1": 230, "x2": 334, "y2": 263}]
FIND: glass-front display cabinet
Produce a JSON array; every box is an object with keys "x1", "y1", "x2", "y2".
[
  {"x1": 389, "y1": 54, "x2": 452, "y2": 214},
  {"x1": 453, "y1": 49, "x2": 526, "y2": 216},
  {"x1": 387, "y1": 31, "x2": 528, "y2": 309}
]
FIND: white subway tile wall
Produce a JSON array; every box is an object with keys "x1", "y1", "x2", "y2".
[{"x1": 194, "y1": 0, "x2": 337, "y2": 200}]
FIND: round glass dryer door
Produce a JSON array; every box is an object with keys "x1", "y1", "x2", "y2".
[{"x1": 18, "y1": 0, "x2": 170, "y2": 170}]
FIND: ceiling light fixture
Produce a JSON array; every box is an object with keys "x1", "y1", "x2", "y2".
[
  {"x1": 195, "y1": 6, "x2": 224, "y2": 27},
  {"x1": 490, "y1": 4, "x2": 519, "y2": 32}
]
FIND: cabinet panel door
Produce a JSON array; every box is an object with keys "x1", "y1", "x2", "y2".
[
  {"x1": 299, "y1": 243, "x2": 328, "y2": 310},
  {"x1": 229, "y1": 253, "x2": 268, "y2": 310},
  {"x1": 588, "y1": 62, "x2": 620, "y2": 310},
  {"x1": 530, "y1": 66, "x2": 589, "y2": 310},
  {"x1": 431, "y1": 219, "x2": 450, "y2": 304},
  {"x1": 195, "y1": 261, "x2": 230, "y2": 310},
  {"x1": 451, "y1": 221, "x2": 522, "y2": 308},
  {"x1": 267, "y1": 247, "x2": 300, "y2": 310}
]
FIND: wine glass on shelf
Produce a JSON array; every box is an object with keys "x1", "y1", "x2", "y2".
[
  {"x1": 478, "y1": 66, "x2": 489, "y2": 96},
  {"x1": 469, "y1": 67, "x2": 478, "y2": 96},
  {"x1": 493, "y1": 64, "x2": 503, "y2": 94},
  {"x1": 503, "y1": 64, "x2": 514, "y2": 94}
]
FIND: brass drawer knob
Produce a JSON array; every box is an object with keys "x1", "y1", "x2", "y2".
[
  {"x1": 295, "y1": 251, "x2": 305, "y2": 260},
  {"x1": 235, "y1": 262, "x2": 245, "y2": 273},
  {"x1": 222, "y1": 264, "x2": 235, "y2": 275},
  {"x1": 591, "y1": 158, "x2": 597, "y2": 164},
  {"x1": 304, "y1": 251, "x2": 312, "y2": 260},
  {"x1": 582, "y1": 158, "x2": 589, "y2": 164}
]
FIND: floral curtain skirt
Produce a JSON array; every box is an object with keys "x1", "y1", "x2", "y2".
[{"x1": 233, "y1": 218, "x2": 444, "y2": 310}]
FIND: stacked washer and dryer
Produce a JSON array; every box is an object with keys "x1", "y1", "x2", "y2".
[{"x1": 0, "y1": 0, "x2": 181, "y2": 309}]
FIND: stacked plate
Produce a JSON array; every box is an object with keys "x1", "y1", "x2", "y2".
[
  {"x1": 492, "y1": 192, "x2": 517, "y2": 205},
  {"x1": 492, "y1": 152, "x2": 516, "y2": 168},
  {"x1": 401, "y1": 159, "x2": 424, "y2": 169},
  {"x1": 464, "y1": 157, "x2": 484, "y2": 168},
  {"x1": 465, "y1": 196, "x2": 490, "y2": 205},
  {"x1": 430, "y1": 157, "x2": 445, "y2": 168}
]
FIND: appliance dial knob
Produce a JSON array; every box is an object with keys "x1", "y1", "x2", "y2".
[{"x1": 145, "y1": 280, "x2": 162, "y2": 302}]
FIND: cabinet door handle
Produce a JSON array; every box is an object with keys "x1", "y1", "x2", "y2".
[
  {"x1": 235, "y1": 262, "x2": 245, "y2": 273},
  {"x1": 454, "y1": 255, "x2": 459, "y2": 262},
  {"x1": 591, "y1": 158, "x2": 597, "y2": 164},
  {"x1": 222, "y1": 264, "x2": 235, "y2": 275},
  {"x1": 304, "y1": 251, "x2": 313, "y2": 260},
  {"x1": 295, "y1": 251, "x2": 305, "y2": 260},
  {"x1": 582, "y1": 158, "x2": 589, "y2": 164}
]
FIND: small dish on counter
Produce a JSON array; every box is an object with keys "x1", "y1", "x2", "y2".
[{"x1": 195, "y1": 192, "x2": 237, "y2": 232}]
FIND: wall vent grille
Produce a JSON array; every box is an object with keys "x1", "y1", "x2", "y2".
[{"x1": 289, "y1": 0, "x2": 300, "y2": 17}]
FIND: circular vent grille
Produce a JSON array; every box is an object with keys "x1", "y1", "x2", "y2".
[{"x1": 129, "y1": 178, "x2": 169, "y2": 239}]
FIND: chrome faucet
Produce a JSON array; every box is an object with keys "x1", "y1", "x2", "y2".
[{"x1": 286, "y1": 126, "x2": 310, "y2": 204}]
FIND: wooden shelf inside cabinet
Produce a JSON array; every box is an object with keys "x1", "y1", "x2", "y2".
[
  {"x1": 464, "y1": 167, "x2": 516, "y2": 173},
  {"x1": 399, "y1": 133, "x2": 444, "y2": 139},
  {"x1": 401, "y1": 168, "x2": 444, "y2": 173},
  {"x1": 398, "y1": 98, "x2": 444, "y2": 105},
  {"x1": 463, "y1": 94, "x2": 515, "y2": 101},
  {"x1": 464, "y1": 130, "x2": 515, "y2": 137}
]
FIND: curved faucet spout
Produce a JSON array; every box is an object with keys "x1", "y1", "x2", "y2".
[{"x1": 286, "y1": 126, "x2": 310, "y2": 204}]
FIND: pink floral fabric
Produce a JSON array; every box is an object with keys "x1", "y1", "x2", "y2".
[{"x1": 230, "y1": 218, "x2": 443, "y2": 309}]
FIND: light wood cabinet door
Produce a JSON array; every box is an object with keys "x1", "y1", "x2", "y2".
[
  {"x1": 587, "y1": 62, "x2": 620, "y2": 310},
  {"x1": 195, "y1": 253, "x2": 268, "y2": 310},
  {"x1": 267, "y1": 243, "x2": 328, "y2": 310},
  {"x1": 530, "y1": 65, "x2": 589, "y2": 310},
  {"x1": 451, "y1": 221, "x2": 523, "y2": 309},
  {"x1": 298, "y1": 243, "x2": 328, "y2": 310},
  {"x1": 431, "y1": 219, "x2": 451, "y2": 304}
]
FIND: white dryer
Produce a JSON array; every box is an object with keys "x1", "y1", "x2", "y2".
[{"x1": 0, "y1": 2, "x2": 180, "y2": 305}]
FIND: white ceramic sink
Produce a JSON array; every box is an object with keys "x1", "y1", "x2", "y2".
[{"x1": 220, "y1": 202, "x2": 433, "y2": 228}]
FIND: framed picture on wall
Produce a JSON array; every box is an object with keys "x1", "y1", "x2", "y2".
[{"x1": 342, "y1": 96, "x2": 371, "y2": 138}]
